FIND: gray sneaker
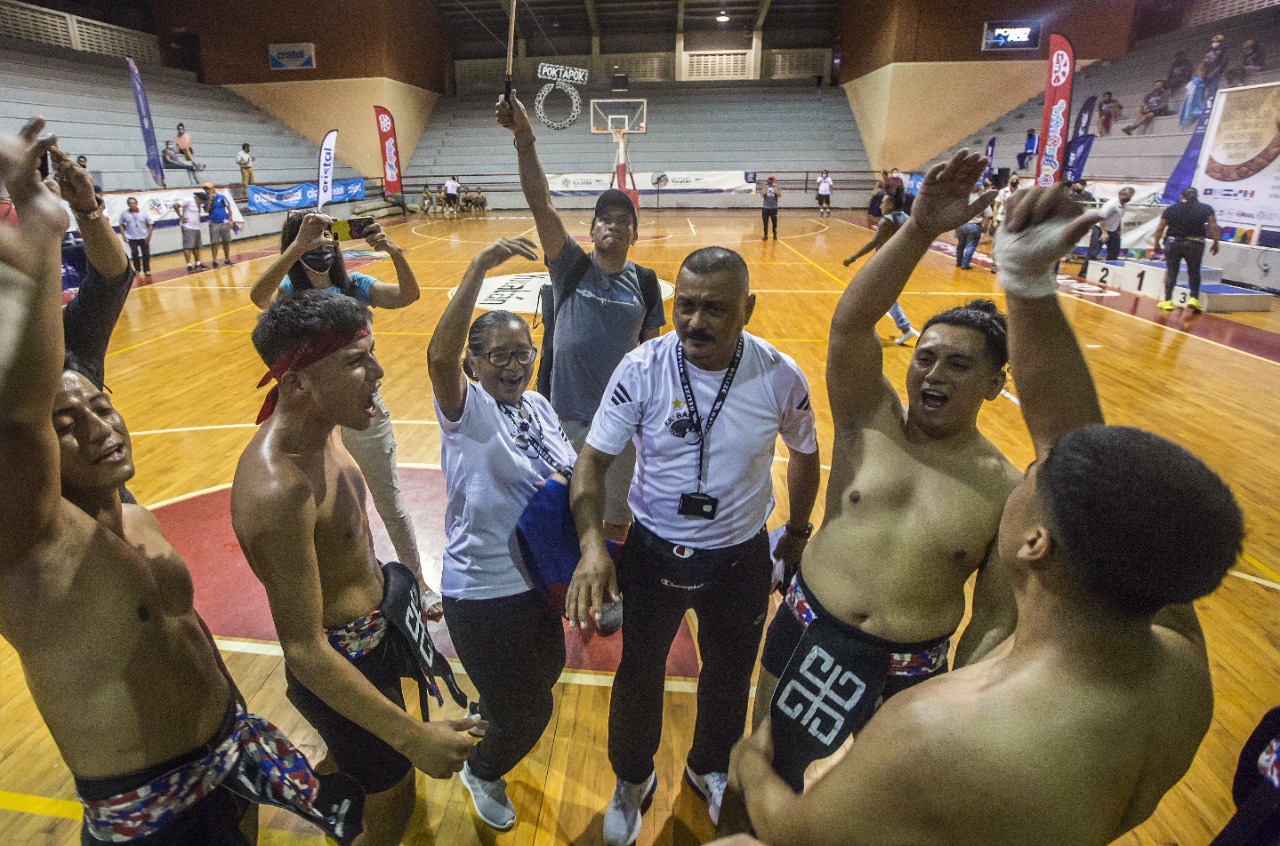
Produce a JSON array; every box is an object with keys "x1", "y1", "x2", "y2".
[
  {"x1": 603, "y1": 773, "x2": 656, "y2": 846},
  {"x1": 684, "y1": 766, "x2": 729, "y2": 826},
  {"x1": 460, "y1": 761, "x2": 516, "y2": 831}
]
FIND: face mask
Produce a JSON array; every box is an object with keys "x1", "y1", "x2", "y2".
[{"x1": 301, "y1": 246, "x2": 336, "y2": 273}]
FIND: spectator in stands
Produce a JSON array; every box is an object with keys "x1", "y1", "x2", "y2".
[
  {"x1": 869, "y1": 173, "x2": 886, "y2": 217},
  {"x1": 173, "y1": 190, "x2": 206, "y2": 272},
  {"x1": 174, "y1": 122, "x2": 195, "y2": 163},
  {"x1": 203, "y1": 183, "x2": 237, "y2": 267},
  {"x1": 236, "y1": 143, "x2": 255, "y2": 186},
  {"x1": 1097, "y1": 92, "x2": 1123, "y2": 136},
  {"x1": 435, "y1": 185, "x2": 447, "y2": 213},
  {"x1": 1153, "y1": 186, "x2": 1220, "y2": 313},
  {"x1": 1167, "y1": 51, "x2": 1194, "y2": 90},
  {"x1": 1225, "y1": 40, "x2": 1264, "y2": 86},
  {"x1": 761, "y1": 175, "x2": 781, "y2": 240},
  {"x1": 460, "y1": 186, "x2": 473, "y2": 214},
  {"x1": 1016, "y1": 130, "x2": 1038, "y2": 170},
  {"x1": 1201, "y1": 34, "x2": 1228, "y2": 86},
  {"x1": 883, "y1": 168, "x2": 905, "y2": 205},
  {"x1": 445, "y1": 176, "x2": 460, "y2": 214},
  {"x1": 162, "y1": 140, "x2": 200, "y2": 184},
  {"x1": 474, "y1": 187, "x2": 487, "y2": 214},
  {"x1": 1122, "y1": 80, "x2": 1169, "y2": 135},
  {"x1": 75, "y1": 155, "x2": 102, "y2": 193},
  {"x1": 816, "y1": 170, "x2": 833, "y2": 217},
  {"x1": 419, "y1": 184, "x2": 436, "y2": 214},
  {"x1": 117, "y1": 197, "x2": 152, "y2": 278}
]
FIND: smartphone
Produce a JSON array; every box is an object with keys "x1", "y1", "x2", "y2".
[
  {"x1": 331, "y1": 216, "x2": 375, "y2": 241},
  {"x1": 37, "y1": 151, "x2": 52, "y2": 180}
]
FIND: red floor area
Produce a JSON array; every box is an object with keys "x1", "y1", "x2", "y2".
[{"x1": 154, "y1": 468, "x2": 702, "y2": 679}]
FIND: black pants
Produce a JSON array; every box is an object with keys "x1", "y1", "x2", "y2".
[
  {"x1": 609, "y1": 522, "x2": 772, "y2": 783},
  {"x1": 128, "y1": 238, "x2": 151, "y2": 273},
  {"x1": 1164, "y1": 238, "x2": 1206, "y2": 299},
  {"x1": 443, "y1": 589, "x2": 565, "y2": 781},
  {"x1": 761, "y1": 208, "x2": 778, "y2": 237}
]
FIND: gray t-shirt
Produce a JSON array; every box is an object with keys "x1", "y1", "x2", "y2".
[
  {"x1": 548, "y1": 235, "x2": 665, "y2": 424},
  {"x1": 119, "y1": 210, "x2": 150, "y2": 240},
  {"x1": 762, "y1": 185, "x2": 780, "y2": 209}
]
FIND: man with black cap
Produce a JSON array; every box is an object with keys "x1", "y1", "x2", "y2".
[{"x1": 497, "y1": 91, "x2": 666, "y2": 634}]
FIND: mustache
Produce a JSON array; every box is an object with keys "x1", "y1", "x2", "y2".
[{"x1": 684, "y1": 331, "x2": 715, "y2": 343}]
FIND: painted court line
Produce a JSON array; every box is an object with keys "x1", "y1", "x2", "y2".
[
  {"x1": 1230, "y1": 571, "x2": 1280, "y2": 591},
  {"x1": 107, "y1": 303, "x2": 259, "y2": 358}
]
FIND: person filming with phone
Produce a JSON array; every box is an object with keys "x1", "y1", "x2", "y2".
[
  {"x1": 248, "y1": 212, "x2": 439, "y2": 613},
  {"x1": 568, "y1": 246, "x2": 821, "y2": 844}
]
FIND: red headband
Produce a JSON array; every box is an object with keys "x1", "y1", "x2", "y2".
[{"x1": 255, "y1": 326, "x2": 371, "y2": 424}]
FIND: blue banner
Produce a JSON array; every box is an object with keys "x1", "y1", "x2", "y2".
[
  {"x1": 247, "y1": 178, "x2": 365, "y2": 212},
  {"x1": 1073, "y1": 95, "x2": 1096, "y2": 139},
  {"x1": 984, "y1": 136, "x2": 996, "y2": 180},
  {"x1": 1162, "y1": 78, "x2": 1220, "y2": 204},
  {"x1": 126, "y1": 57, "x2": 164, "y2": 189},
  {"x1": 1064, "y1": 134, "x2": 1094, "y2": 183}
]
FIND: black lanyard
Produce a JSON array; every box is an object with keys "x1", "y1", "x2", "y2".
[
  {"x1": 499, "y1": 398, "x2": 573, "y2": 479},
  {"x1": 676, "y1": 336, "x2": 744, "y2": 492}
]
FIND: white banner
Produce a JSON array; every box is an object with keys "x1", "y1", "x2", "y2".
[
  {"x1": 67, "y1": 188, "x2": 244, "y2": 232},
  {"x1": 269, "y1": 42, "x2": 316, "y2": 70},
  {"x1": 1193, "y1": 80, "x2": 1280, "y2": 247},
  {"x1": 537, "y1": 62, "x2": 589, "y2": 85},
  {"x1": 452, "y1": 272, "x2": 673, "y2": 315},
  {"x1": 547, "y1": 170, "x2": 755, "y2": 196},
  {"x1": 317, "y1": 129, "x2": 338, "y2": 211}
]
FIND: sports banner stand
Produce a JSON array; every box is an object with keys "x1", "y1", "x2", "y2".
[
  {"x1": 126, "y1": 57, "x2": 164, "y2": 189},
  {"x1": 1035, "y1": 34, "x2": 1075, "y2": 186},
  {"x1": 317, "y1": 129, "x2": 338, "y2": 211},
  {"x1": 373, "y1": 107, "x2": 402, "y2": 199}
]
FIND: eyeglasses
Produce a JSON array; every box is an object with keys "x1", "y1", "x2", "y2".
[{"x1": 474, "y1": 346, "x2": 537, "y2": 367}]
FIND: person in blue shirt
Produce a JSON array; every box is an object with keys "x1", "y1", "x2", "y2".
[
  {"x1": 1016, "y1": 130, "x2": 1038, "y2": 171},
  {"x1": 249, "y1": 212, "x2": 438, "y2": 614},
  {"x1": 202, "y1": 183, "x2": 237, "y2": 268}
]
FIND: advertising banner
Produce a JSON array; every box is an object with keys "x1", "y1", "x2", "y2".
[
  {"x1": 1073, "y1": 95, "x2": 1097, "y2": 139},
  {"x1": 125, "y1": 57, "x2": 164, "y2": 189},
  {"x1": 1064, "y1": 134, "x2": 1095, "y2": 183},
  {"x1": 317, "y1": 129, "x2": 338, "y2": 210},
  {"x1": 246, "y1": 179, "x2": 365, "y2": 213},
  {"x1": 1189, "y1": 80, "x2": 1280, "y2": 246},
  {"x1": 1035, "y1": 33, "x2": 1076, "y2": 186},
  {"x1": 269, "y1": 43, "x2": 316, "y2": 70},
  {"x1": 66, "y1": 188, "x2": 244, "y2": 232},
  {"x1": 547, "y1": 170, "x2": 755, "y2": 196},
  {"x1": 373, "y1": 107, "x2": 402, "y2": 197}
]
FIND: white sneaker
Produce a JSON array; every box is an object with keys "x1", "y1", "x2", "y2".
[
  {"x1": 684, "y1": 766, "x2": 729, "y2": 826},
  {"x1": 603, "y1": 773, "x2": 656, "y2": 846},
  {"x1": 895, "y1": 327, "x2": 920, "y2": 346},
  {"x1": 460, "y1": 761, "x2": 516, "y2": 831}
]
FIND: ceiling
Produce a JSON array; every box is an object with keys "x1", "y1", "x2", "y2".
[{"x1": 434, "y1": 0, "x2": 844, "y2": 56}]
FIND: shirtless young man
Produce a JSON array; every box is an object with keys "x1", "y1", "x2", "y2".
[
  {"x1": 727, "y1": 183, "x2": 1243, "y2": 846},
  {"x1": 728, "y1": 151, "x2": 1018, "y2": 800},
  {"x1": 0, "y1": 122, "x2": 360, "y2": 845},
  {"x1": 231, "y1": 291, "x2": 480, "y2": 846}
]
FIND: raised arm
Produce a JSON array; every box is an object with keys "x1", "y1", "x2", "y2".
[
  {"x1": 233, "y1": 471, "x2": 477, "y2": 778},
  {"x1": 828, "y1": 151, "x2": 995, "y2": 426},
  {"x1": 496, "y1": 91, "x2": 570, "y2": 262},
  {"x1": 248, "y1": 212, "x2": 329, "y2": 309},
  {"x1": 362, "y1": 222, "x2": 420, "y2": 309},
  {"x1": 0, "y1": 119, "x2": 75, "y2": 561},
  {"x1": 426, "y1": 237, "x2": 538, "y2": 421},
  {"x1": 995, "y1": 185, "x2": 1105, "y2": 459}
]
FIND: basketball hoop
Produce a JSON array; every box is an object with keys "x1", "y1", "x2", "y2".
[{"x1": 610, "y1": 127, "x2": 627, "y2": 144}]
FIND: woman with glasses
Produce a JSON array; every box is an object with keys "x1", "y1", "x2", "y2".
[
  {"x1": 427, "y1": 236, "x2": 577, "y2": 831},
  {"x1": 247, "y1": 212, "x2": 438, "y2": 614}
]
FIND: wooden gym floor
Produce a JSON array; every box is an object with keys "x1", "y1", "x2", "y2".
[{"x1": 2, "y1": 208, "x2": 1279, "y2": 845}]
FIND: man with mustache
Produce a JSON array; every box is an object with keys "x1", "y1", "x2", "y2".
[{"x1": 568, "y1": 246, "x2": 821, "y2": 844}]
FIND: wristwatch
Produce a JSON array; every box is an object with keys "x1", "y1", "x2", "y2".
[
  {"x1": 784, "y1": 521, "x2": 814, "y2": 540},
  {"x1": 72, "y1": 196, "x2": 105, "y2": 222}
]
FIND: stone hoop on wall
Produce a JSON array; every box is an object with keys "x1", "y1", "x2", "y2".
[{"x1": 534, "y1": 80, "x2": 582, "y2": 130}]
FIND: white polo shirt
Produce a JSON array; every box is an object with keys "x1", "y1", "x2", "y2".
[
  {"x1": 587, "y1": 331, "x2": 818, "y2": 549},
  {"x1": 1099, "y1": 197, "x2": 1126, "y2": 232},
  {"x1": 817, "y1": 177, "x2": 833, "y2": 196},
  {"x1": 436, "y1": 383, "x2": 577, "y2": 601}
]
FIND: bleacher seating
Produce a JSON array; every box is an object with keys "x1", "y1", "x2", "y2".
[
  {"x1": 937, "y1": 7, "x2": 1280, "y2": 182},
  {"x1": 0, "y1": 34, "x2": 358, "y2": 192},
  {"x1": 407, "y1": 82, "x2": 869, "y2": 194}
]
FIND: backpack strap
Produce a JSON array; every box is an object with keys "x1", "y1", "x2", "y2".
[
  {"x1": 635, "y1": 264, "x2": 661, "y2": 329},
  {"x1": 536, "y1": 250, "x2": 593, "y2": 400}
]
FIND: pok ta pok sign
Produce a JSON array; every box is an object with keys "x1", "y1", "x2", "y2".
[
  {"x1": 1036, "y1": 34, "x2": 1076, "y2": 186},
  {"x1": 374, "y1": 106, "x2": 402, "y2": 197}
]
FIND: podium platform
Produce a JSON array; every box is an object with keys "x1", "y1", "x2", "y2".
[{"x1": 1080, "y1": 260, "x2": 1270, "y2": 312}]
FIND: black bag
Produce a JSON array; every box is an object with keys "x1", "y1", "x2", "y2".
[{"x1": 535, "y1": 253, "x2": 661, "y2": 400}]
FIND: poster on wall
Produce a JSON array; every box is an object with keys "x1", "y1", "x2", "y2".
[
  {"x1": 269, "y1": 43, "x2": 316, "y2": 70},
  {"x1": 1192, "y1": 80, "x2": 1280, "y2": 248}
]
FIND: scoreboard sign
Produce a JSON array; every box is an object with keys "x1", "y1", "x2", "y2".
[{"x1": 982, "y1": 21, "x2": 1043, "y2": 51}]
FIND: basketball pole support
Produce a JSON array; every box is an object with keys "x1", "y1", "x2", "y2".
[{"x1": 610, "y1": 128, "x2": 640, "y2": 211}]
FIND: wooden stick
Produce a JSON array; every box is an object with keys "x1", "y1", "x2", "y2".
[{"x1": 505, "y1": 0, "x2": 517, "y2": 102}]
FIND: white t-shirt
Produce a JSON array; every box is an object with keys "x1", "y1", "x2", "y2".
[
  {"x1": 236, "y1": 150, "x2": 254, "y2": 167},
  {"x1": 817, "y1": 177, "x2": 833, "y2": 196},
  {"x1": 444, "y1": 178, "x2": 460, "y2": 196},
  {"x1": 994, "y1": 187, "x2": 1017, "y2": 223},
  {"x1": 1100, "y1": 197, "x2": 1125, "y2": 232},
  {"x1": 177, "y1": 197, "x2": 201, "y2": 230},
  {"x1": 436, "y1": 383, "x2": 577, "y2": 601},
  {"x1": 587, "y1": 332, "x2": 818, "y2": 549}
]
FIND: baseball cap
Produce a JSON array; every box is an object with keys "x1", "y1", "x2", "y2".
[{"x1": 594, "y1": 188, "x2": 637, "y2": 228}]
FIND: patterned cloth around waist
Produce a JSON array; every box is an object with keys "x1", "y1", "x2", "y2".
[
  {"x1": 80, "y1": 706, "x2": 347, "y2": 843},
  {"x1": 326, "y1": 607, "x2": 388, "y2": 661},
  {"x1": 784, "y1": 574, "x2": 949, "y2": 678}
]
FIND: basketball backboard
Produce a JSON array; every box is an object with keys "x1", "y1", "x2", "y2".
[{"x1": 590, "y1": 99, "x2": 647, "y2": 133}]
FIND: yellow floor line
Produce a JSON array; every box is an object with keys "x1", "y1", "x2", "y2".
[
  {"x1": 774, "y1": 238, "x2": 847, "y2": 287},
  {"x1": 1241, "y1": 551, "x2": 1280, "y2": 584}
]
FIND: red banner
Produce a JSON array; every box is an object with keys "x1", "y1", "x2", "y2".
[
  {"x1": 1035, "y1": 34, "x2": 1075, "y2": 186},
  {"x1": 373, "y1": 106, "x2": 402, "y2": 197}
]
